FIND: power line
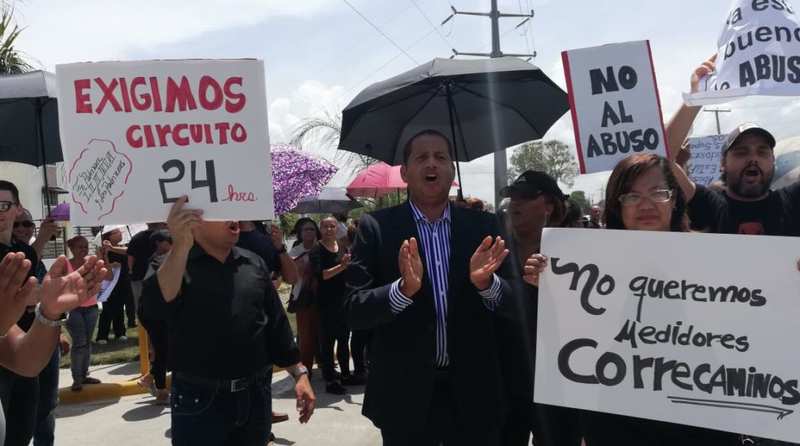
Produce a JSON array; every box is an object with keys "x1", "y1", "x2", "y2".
[
  {"x1": 408, "y1": 0, "x2": 452, "y2": 49},
  {"x1": 345, "y1": 28, "x2": 437, "y2": 96},
  {"x1": 341, "y1": 0, "x2": 419, "y2": 64}
]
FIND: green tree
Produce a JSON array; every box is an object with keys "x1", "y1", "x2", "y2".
[
  {"x1": 569, "y1": 191, "x2": 590, "y2": 214},
  {"x1": 0, "y1": 6, "x2": 32, "y2": 74},
  {"x1": 508, "y1": 139, "x2": 578, "y2": 187},
  {"x1": 290, "y1": 112, "x2": 377, "y2": 174}
]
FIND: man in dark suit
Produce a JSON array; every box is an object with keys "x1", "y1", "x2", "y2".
[{"x1": 345, "y1": 129, "x2": 515, "y2": 446}]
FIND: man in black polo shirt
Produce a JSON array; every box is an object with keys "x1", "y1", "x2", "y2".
[{"x1": 142, "y1": 197, "x2": 315, "y2": 446}]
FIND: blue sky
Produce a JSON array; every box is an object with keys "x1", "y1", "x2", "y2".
[{"x1": 14, "y1": 0, "x2": 800, "y2": 204}]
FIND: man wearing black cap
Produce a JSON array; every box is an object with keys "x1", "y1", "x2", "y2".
[
  {"x1": 496, "y1": 171, "x2": 582, "y2": 446},
  {"x1": 666, "y1": 57, "x2": 800, "y2": 236}
]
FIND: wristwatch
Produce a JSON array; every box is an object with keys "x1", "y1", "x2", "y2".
[
  {"x1": 288, "y1": 364, "x2": 309, "y2": 379},
  {"x1": 35, "y1": 304, "x2": 67, "y2": 328}
]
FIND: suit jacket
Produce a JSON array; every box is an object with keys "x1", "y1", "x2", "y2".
[{"x1": 345, "y1": 201, "x2": 516, "y2": 433}]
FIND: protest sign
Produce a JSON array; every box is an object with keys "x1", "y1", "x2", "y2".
[
  {"x1": 534, "y1": 228, "x2": 800, "y2": 442},
  {"x1": 685, "y1": 0, "x2": 800, "y2": 105},
  {"x1": 562, "y1": 40, "x2": 669, "y2": 174},
  {"x1": 686, "y1": 134, "x2": 726, "y2": 186},
  {"x1": 56, "y1": 59, "x2": 273, "y2": 225}
]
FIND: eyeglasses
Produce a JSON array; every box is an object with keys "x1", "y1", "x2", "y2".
[
  {"x1": 0, "y1": 201, "x2": 16, "y2": 212},
  {"x1": 618, "y1": 189, "x2": 674, "y2": 207},
  {"x1": 13, "y1": 221, "x2": 34, "y2": 228}
]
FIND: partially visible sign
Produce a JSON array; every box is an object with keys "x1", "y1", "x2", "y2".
[
  {"x1": 535, "y1": 228, "x2": 800, "y2": 443},
  {"x1": 56, "y1": 59, "x2": 274, "y2": 225},
  {"x1": 686, "y1": 135, "x2": 726, "y2": 186},
  {"x1": 562, "y1": 40, "x2": 669, "y2": 174},
  {"x1": 685, "y1": 0, "x2": 800, "y2": 105}
]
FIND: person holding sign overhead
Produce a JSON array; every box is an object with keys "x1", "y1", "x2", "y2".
[
  {"x1": 345, "y1": 129, "x2": 515, "y2": 445},
  {"x1": 140, "y1": 196, "x2": 315, "y2": 446},
  {"x1": 524, "y1": 154, "x2": 738, "y2": 445},
  {"x1": 666, "y1": 55, "x2": 800, "y2": 236}
]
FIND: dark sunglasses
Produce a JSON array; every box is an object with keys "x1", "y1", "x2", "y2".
[{"x1": 13, "y1": 221, "x2": 34, "y2": 228}]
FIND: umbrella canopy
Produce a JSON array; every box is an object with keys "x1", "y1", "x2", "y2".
[
  {"x1": 0, "y1": 71, "x2": 63, "y2": 166},
  {"x1": 339, "y1": 57, "x2": 568, "y2": 167},
  {"x1": 346, "y1": 162, "x2": 458, "y2": 199},
  {"x1": 290, "y1": 187, "x2": 362, "y2": 215},
  {"x1": 347, "y1": 162, "x2": 405, "y2": 198},
  {"x1": 271, "y1": 145, "x2": 338, "y2": 215}
]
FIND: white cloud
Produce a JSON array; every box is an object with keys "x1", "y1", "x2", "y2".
[{"x1": 14, "y1": 0, "x2": 339, "y2": 69}]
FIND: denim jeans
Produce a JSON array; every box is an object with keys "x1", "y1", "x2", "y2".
[
  {"x1": 33, "y1": 348, "x2": 60, "y2": 446},
  {"x1": 170, "y1": 373, "x2": 271, "y2": 446},
  {"x1": 66, "y1": 305, "x2": 99, "y2": 382}
]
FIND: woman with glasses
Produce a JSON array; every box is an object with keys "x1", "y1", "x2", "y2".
[{"x1": 523, "y1": 154, "x2": 736, "y2": 445}]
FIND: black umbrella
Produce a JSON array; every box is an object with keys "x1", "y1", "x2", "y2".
[
  {"x1": 338, "y1": 57, "x2": 569, "y2": 191},
  {"x1": 291, "y1": 187, "x2": 362, "y2": 215},
  {"x1": 0, "y1": 71, "x2": 63, "y2": 206}
]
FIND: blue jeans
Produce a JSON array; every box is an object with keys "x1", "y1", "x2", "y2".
[
  {"x1": 170, "y1": 374, "x2": 271, "y2": 446},
  {"x1": 66, "y1": 305, "x2": 99, "y2": 382},
  {"x1": 33, "y1": 348, "x2": 60, "y2": 446}
]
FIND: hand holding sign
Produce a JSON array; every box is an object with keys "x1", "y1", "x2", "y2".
[
  {"x1": 691, "y1": 55, "x2": 717, "y2": 94},
  {"x1": 398, "y1": 238, "x2": 423, "y2": 298},
  {"x1": 469, "y1": 236, "x2": 509, "y2": 291},
  {"x1": 523, "y1": 254, "x2": 548, "y2": 287},
  {"x1": 167, "y1": 196, "x2": 203, "y2": 251}
]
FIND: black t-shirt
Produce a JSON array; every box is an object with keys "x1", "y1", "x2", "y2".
[
  {"x1": 141, "y1": 246, "x2": 298, "y2": 378},
  {"x1": 311, "y1": 244, "x2": 346, "y2": 310},
  {"x1": 688, "y1": 183, "x2": 800, "y2": 236},
  {"x1": 236, "y1": 230, "x2": 281, "y2": 274},
  {"x1": 127, "y1": 229, "x2": 155, "y2": 281},
  {"x1": 0, "y1": 240, "x2": 38, "y2": 331}
]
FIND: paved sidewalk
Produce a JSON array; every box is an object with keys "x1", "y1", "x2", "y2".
[{"x1": 54, "y1": 362, "x2": 381, "y2": 445}]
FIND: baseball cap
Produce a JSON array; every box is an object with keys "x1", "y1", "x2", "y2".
[
  {"x1": 500, "y1": 170, "x2": 567, "y2": 201},
  {"x1": 722, "y1": 123, "x2": 776, "y2": 155}
]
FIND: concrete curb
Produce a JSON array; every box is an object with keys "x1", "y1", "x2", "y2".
[{"x1": 59, "y1": 375, "x2": 173, "y2": 405}]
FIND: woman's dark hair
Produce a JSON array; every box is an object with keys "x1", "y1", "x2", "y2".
[
  {"x1": 291, "y1": 217, "x2": 321, "y2": 247},
  {"x1": 603, "y1": 154, "x2": 688, "y2": 232},
  {"x1": 560, "y1": 199, "x2": 583, "y2": 228}
]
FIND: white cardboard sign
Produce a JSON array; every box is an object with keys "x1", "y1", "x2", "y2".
[
  {"x1": 562, "y1": 40, "x2": 669, "y2": 174},
  {"x1": 535, "y1": 228, "x2": 800, "y2": 443},
  {"x1": 686, "y1": 135, "x2": 726, "y2": 186},
  {"x1": 56, "y1": 59, "x2": 274, "y2": 225},
  {"x1": 685, "y1": 0, "x2": 800, "y2": 105}
]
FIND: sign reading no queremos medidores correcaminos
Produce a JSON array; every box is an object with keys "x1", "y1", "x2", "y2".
[
  {"x1": 56, "y1": 59, "x2": 273, "y2": 226},
  {"x1": 535, "y1": 228, "x2": 800, "y2": 443},
  {"x1": 562, "y1": 41, "x2": 669, "y2": 174}
]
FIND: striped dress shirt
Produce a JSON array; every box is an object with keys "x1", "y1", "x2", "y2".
[{"x1": 389, "y1": 202, "x2": 503, "y2": 368}]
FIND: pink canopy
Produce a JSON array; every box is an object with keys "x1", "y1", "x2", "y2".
[{"x1": 346, "y1": 162, "x2": 458, "y2": 199}]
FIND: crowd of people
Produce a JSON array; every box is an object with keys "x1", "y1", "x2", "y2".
[{"x1": 0, "y1": 55, "x2": 798, "y2": 446}]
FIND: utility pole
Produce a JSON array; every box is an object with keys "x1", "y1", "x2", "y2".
[
  {"x1": 442, "y1": 1, "x2": 535, "y2": 208},
  {"x1": 702, "y1": 107, "x2": 731, "y2": 135}
]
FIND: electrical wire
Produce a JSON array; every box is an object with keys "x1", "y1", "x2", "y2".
[{"x1": 341, "y1": 0, "x2": 419, "y2": 64}]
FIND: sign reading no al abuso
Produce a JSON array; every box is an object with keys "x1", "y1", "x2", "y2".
[{"x1": 563, "y1": 40, "x2": 669, "y2": 174}]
